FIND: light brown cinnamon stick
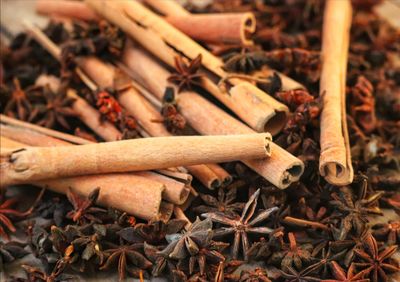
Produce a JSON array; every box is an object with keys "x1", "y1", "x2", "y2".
[
  {"x1": 0, "y1": 136, "x2": 169, "y2": 221},
  {"x1": 319, "y1": 0, "x2": 353, "y2": 185},
  {"x1": 0, "y1": 121, "x2": 190, "y2": 205},
  {"x1": 144, "y1": 0, "x2": 256, "y2": 46},
  {"x1": 85, "y1": 0, "x2": 289, "y2": 134},
  {"x1": 1, "y1": 133, "x2": 272, "y2": 186},
  {"x1": 36, "y1": 0, "x2": 99, "y2": 21},
  {"x1": 122, "y1": 47, "x2": 304, "y2": 189}
]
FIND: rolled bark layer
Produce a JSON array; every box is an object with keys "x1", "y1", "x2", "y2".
[
  {"x1": 0, "y1": 119, "x2": 191, "y2": 206},
  {"x1": 0, "y1": 136, "x2": 168, "y2": 221},
  {"x1": 85, "y1": 0, "x2": 289, "y2": 134},
  {"x1": 1, "y1": 133, "x2": 272, "y2": 186},
  {"x1": 319, "y1": 0, "x2": 353, "y2": 185},
  {"x1": 36, "y1": 0, "x2": 99, "y2": 21},
  {"x1": 121, "y1": 47, "x2": 304, "y2": 189}
]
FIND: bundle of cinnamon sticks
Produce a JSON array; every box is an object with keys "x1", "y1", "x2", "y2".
[{"x1": 1, "y1": 0, "x2": 355, "y2": 222}]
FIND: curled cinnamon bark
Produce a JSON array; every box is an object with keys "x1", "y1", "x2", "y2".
[
  {"x1": 319, "y1": 0, "x2": 354, "y2": 185},
  {"x1": 1, "y1": 133, "x2": 272, "y2": 186}
]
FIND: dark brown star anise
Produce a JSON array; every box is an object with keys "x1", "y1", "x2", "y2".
[
  {"x1": 0, "y1": 241, "x2": 30, "y2": 266},
  {"x1": 158, "y1": 218, "x2": 213, "y2": 260},
  {"x1": 372, "y1": 220, "x2": 400, "y2": 245},
  {"x1": 3, "y1": 78, "x2": 33, "y2": 120},
  {"x1": 202, "y1": 189, "x2": 278, "y2": 260},
  {"x1": 177, "y1": 240, "x2": 228, "y2": 277},
  {"x1": 279, "y1": 264, "x2": 320, "y2": 282},
  {"x1": 0, "y1": 188, "x2": 44, "y2": 239},
  {"x1": 321, "y1": 261, "x2": 369, "y2": 282},
  {"x1": 329, "y1": 180, "x2": 383, "y2": 240},
  {"x1": 66, "y1": 188, "x2": 107, "y2": 225},
  {"x1": 143, "y1": 242, "x2": 177, "y2": 277},
  {"x1": 21, "y1": 260, "x2": 72, "y2": 282},
  {"x1": 168, "y1": 54, "x2": 204, "y2": 91},
  {"x1": 100, "y1": 243, "x2": 152, "y2": 281},
  {"x1": 192, "y1": 186, "x2": 245, "y2": 218},
  {"x1": 353, "y1": 233, "x2": 400, "y2": 282},
  {"x1": 239, "y1": 267, "x2": 271, "y2": 282},
  {"x1": 31, "y1": 88, "x2": 77, "y2": 129},
  {"x1": 269, "y1": 232, "x2": 313, "y2": 271}
]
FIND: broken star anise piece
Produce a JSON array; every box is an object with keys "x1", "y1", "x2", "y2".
[
  {"x1": 66, "y1": 188, "x2": 107, "y2": 225},
  {"x1": 202, "y1": 189, "x2": 278, "y2": 260},
  {"x1": 0, "y1": 241, "x2": 30, "y2": 266},
  {"x1": 158, "y1": 218, "x2": 213, "y2": 260},
  {"x1": 118, "y1": 218, "x2": 187, "y2": 245},
  {"x1": 372, "y1": 220, "x2": 400, "y2": 245},
  {"x1": 239, "y1": 267, "x2": 271, "y2": 282},
  {"x1": 321, "y1": 261, "x2": 369, "y2": 282},
  {"x1": 168, "y1": 54, "x2": 204, "y2": 91},
  {"x1": 100, "y1": 243, "x2": 152, "y2": 281},
  {"x1": 353, "y1": 233, "x2": 400, "y2": 282},
  {"x1": 192, "y1": 186, "x2": 245, "y2": 218},
  {"x1": 269, "y1": 232, "x2": 313, "y2": 271}
]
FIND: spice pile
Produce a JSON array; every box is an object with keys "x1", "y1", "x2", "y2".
[{"x1": 1, "y1": 0, "x2": 399, "y2": 281}]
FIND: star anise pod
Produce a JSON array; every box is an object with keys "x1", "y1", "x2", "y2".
[
  {"x1": 202, "y1": 189, "x2": 278, "y2": 260},
  {"x1": 239, "y1": 267, "x2": 271, "y2": 282},
  {"x1": 143, "y1": 242, "x2": 177, "y2": 277},
  {"x1": 158, "y1": 218, "x2": 213, "y2": 260},
  {"x1": 3, "y1": 77, "x2": 33, "y2": 120},
  {"x1": 66, "y1": 188, "x2": 107, "y2": 225},
  {"x1": 30, "y1": 88, "x2": 77, "y2": 129},
  {"x1": 168, "y1": 54, "x2": 204, "y2": 91},
  {"x1": 118, "y1": 219, "x2": 187, "y2": 245},
  {"x1": 321, "y1": 261, "x2": 369, "y2": 282},
  {"x1": 212, "y1": 259, "x2": 244, "y2": 282},
  {"x1": 275, "y1": 89, "x2": 315, "y2": 111},
  {"x1": 353, "y1": 233, "x2": 400, "y2": 282},
  {"x1": 269, "y1": 232, "x2": 313, "y2": 271},
  {"x1": 192, "y1": 187, "x2": 245, "y2": 218},
  {"x1": 307, "y1": 247, "x2": 347, "y2": 278},
  {"x1": 329, "y1": 180, "x2": 383, "y2": 240},
  {"x1": 21, "y1": 260, "x2": 73, "y2": 282},
  {"x1": 279, "y1": 264, "x2": 320, "y2": 282},
  {"x1": 177, "y1": 240, "x2": 228, "y2": 277},
  {"x1": 372, "y1": 220, "x2": 400, "y2": 245},
  {"x1": 100, "y1": 243, "x2": 152, "y2": 281},
  {"x1": 0, "y1": 188, "x2": 44, "y2": 239}
]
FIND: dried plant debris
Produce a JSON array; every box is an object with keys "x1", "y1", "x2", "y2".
[{"x1": 1, "y1": 1, "x2": 400, "y2": 282}]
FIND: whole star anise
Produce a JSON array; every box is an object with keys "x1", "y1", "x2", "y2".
[
  {"x1": 66, "y1": 188, "x2": 107, "y2": 225},
  {"x1": 31, "y1": 88, "x2": 77, "y2": 129},
  {"x1": 0, "y1": 189, "x2": 44, "y2": 239},
  {"x1": 100, "y1": 243, "x2": 152, "y2": 281},
  {"x1": 168, "y1": 54, "x2": 204, "y2": 91},
  {"x1": 321, "y1": 261, "x2": 369, "y2": 282},
  {"x1": 329, "y1": 180, "x2": 383, "y2": 240},
  {"x1": 202, "y1": 189, "x2": 278, "y2": 260},
  {"x1": 3, "y1": 78, "x2": 33, "y2": 121},
  {"x1": 192, "y1": 186, "x2": 245, "y2": 218},
  {"x1": 353, "y1": 233, "x2": 400, "y2": 282},
  {"x1": 158, "y1": 218, "x2": 213, "y2": 260}
]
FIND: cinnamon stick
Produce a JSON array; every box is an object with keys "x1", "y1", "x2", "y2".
[
  {"x1": 319, "y1": 0, "x2": 354, "y2": 185},
  {"x1": 36, "y1": 0, "x2": 99, "y2": 21},
  {"x1": 0, "y1": 136, "x2": 169, "y2": 221},
  {"x1": 122, "y1": 47, "x2": 304, "y2": 189},
  {"x1": 1, "y1": 133, "x2": 272, "y2": 186},
  {"x1": 144, "y1": 0, "x2": 256, "y2": 46},
  {"x1": 0, "y1": 121, "x2": 191, "y2": 205},
  {"x1": 85, "y1": 0, "x2": 289, "y2": 134}
]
